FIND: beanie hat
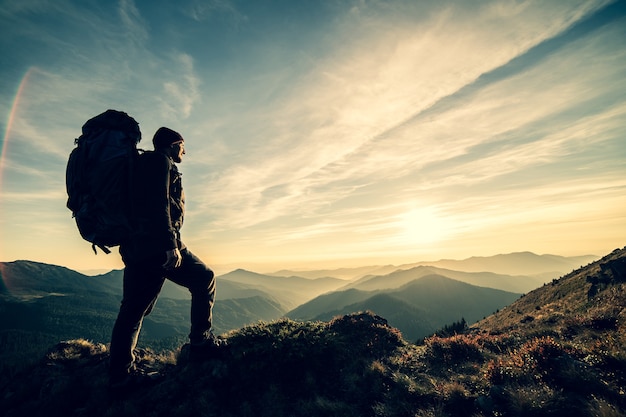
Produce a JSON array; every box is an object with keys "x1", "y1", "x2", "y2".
[{"x1": 153, "y1": 127, "x2": 184, "y2": 149}]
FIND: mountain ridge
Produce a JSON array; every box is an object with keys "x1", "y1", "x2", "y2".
[
  {"x1": 339, "y1": 264, "x2": 544, "y2": 293},
  {"x1": 0, "y1": 250, "x2": 597, "y2": 353},
  {"x1": 400, "y1": 251, "x2": 598, "y2": 276},
  {"x1": 266, "y1": 251, "x2": 599, "y2": 280}
]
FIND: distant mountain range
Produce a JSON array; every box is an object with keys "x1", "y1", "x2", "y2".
[
  {"x1": 0, "y1": 251, "x2": 600, "y2": 357},
  {"x1": 338, "y1": 265, "x2": 543, "y2": 293},
  {"x1": 218, "y1": 268, "x2": 346, "y2": 310},
  {"x1": 268, "y1": 251, "x2": 598, "y2": 280},
  {"x1": 286, "y1": 274, "x2": 521, "y2": 341}
]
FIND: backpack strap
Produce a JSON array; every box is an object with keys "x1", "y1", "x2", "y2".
[{"x1": 92, "y1": 243, "x2": 112, "y2": 255}]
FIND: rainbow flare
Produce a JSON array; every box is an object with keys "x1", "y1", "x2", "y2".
[{"x1": 1, "y1": 67, "x2": 36, "y2": 190}]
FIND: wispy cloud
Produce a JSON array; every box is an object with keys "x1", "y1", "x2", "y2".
[
  {"x1": 184, "y1": 0, "x2": 248, "y2": 26},
  {"x1": 118, "y1": 0, "x2": 149, "y2": 46},
  {"x1": 190, "y1": 1, "x2": 619, "y2": 231},
  {"x1": 159, "y1": 53, "x2": 201, "y2": 120}
]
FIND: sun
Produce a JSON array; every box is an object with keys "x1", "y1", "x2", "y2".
[{"x1": 398, "y1": 206, "x2": 449, "y2": 245}]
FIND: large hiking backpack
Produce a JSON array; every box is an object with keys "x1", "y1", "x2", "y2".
[{"x1": 66, "y1": 109, "x2": 141, "y2": 254}]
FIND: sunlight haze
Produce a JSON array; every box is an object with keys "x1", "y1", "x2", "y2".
[{"x1": 1, "y1": 0, "x2": 625, "y2": 274}]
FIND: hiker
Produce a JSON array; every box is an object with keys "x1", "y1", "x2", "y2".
[{"x1": 108, "y1": 127, "x2": 224, "y2": 387}]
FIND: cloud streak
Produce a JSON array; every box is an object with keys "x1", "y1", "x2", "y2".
[{"x1": 192, "y1": 0, "x2": 623, "y2": 230}]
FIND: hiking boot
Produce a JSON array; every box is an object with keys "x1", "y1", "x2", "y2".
[
  {"x1": 189, "y1": 332, "x2": 228, "y2": 362},
  {"x1": 108, "y1": 367, "x2": 162, "y2": 397}
]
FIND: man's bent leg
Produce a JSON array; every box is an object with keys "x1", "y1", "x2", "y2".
[{"x1": 167, "y1": 249, "x2": 216, "y2": 343}]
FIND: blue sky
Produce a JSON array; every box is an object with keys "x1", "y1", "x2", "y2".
[{"x1": 1, "y1": 0, "x2": 625, "y2": 274}]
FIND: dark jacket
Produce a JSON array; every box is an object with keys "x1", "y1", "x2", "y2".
[{"x1": 120, "y1": 150, "x2": 185, "y2": 262}]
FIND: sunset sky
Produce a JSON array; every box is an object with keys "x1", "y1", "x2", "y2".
[{"x1": 1, "y1": 0, "x2": 625, "y2": 274}]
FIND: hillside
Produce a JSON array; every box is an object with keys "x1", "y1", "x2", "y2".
[
  {"x1": 1, "y1": 247, "x2": 625, "y2": 416},
  {"x1": 472, "y1": 246, "x2": 626, "y2": 335}
]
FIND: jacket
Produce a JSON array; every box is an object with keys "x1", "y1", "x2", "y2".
[{"x1": 120, "y1": 150, "x2": 186, "y2": 262}]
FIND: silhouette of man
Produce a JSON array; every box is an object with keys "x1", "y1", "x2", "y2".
[{"x1": 108, "y1": 127, "x2": 223, "y2": 387}]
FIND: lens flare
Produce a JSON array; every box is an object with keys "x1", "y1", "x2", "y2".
[{"x1": 1, "y1": 67, "x2": 36, "y2": 190}]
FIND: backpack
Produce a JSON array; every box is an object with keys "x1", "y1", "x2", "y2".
[{"x1": 66, "y1": 109, "x2": 142, "y2": 254}]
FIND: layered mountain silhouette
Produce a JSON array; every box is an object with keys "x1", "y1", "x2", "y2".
[
  {"x1": 218, "y1": 268, "x2": 346, "y2": 309},
  {"x1": 269, "y1": 251, "x2": 597, "y2": 281},
  {"x1": 337, "y1": 265, "x2": 545, "y2": 293},
  {"x1": 287, "y1": 274, "x2": 521, "y2": 341},
  {"x1": 1, "y1": 247, "x2": 623, "y2": 417},
  {"x1": 0, "y1": 251, "x2": 598, "y2": 354},
  {"x1": 0, "y1": 251, "x2": 591, "y2": 355}
]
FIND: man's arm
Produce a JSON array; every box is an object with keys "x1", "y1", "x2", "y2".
[{"x1": 137, "y1": 152, "x2": 180, "y2": 263}]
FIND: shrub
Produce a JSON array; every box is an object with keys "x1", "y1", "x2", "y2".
[
  {"x1": 422, "y1": 334, "x2": 484, "y2": 371},
  {"x1": 485, "y1": 336, "x2": 570, "y2": 385}
]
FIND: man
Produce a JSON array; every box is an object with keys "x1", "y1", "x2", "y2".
[{"x1": 108, "y1": 127, "x2": 223, "y2": 387}]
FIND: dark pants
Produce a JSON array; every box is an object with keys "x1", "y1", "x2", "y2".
[{"x1": 109, "y1": 248, "x2": 215, "y2": 376}]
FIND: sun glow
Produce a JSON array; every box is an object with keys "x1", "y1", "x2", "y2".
[{"x1": 398, "y1": 206, "x2": 451, "y2": 245}]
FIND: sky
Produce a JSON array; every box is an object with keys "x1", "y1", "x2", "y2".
[{"x1": 1, "y1": 0, "x2": 625, "y2": 275}]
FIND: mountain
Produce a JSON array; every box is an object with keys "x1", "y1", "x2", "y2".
[
  {"x1": 390, "y1": 274, "x2": 520, "y2": 324},
  {"x1": 269, "y1": 252, "x2": 598, "y2": 289},
  {"x1": 340, "y1": 264, "x2": 544, "y2": 293},
  {"x1": 1, "y1": 247, "x2": 624, "y2": 417},
  {"x1": 308, "y1": 292, "x2": 439, "y2": 341},
  {"x1": 287, "y1": 274, "x2": 521, "y2": 341},
  {"x1": 218, "y1": 269, "x2": 347, "y2": 309},
  {"x1": 286, "y1": 288, "x2": 372, "y2": 320},
  {"x1": 0, "y1": 260, "x2": 119, "y2": 298},
  {"x1": 402, "y1": 251, "x2": 598, "y2": 276},
  {"x1": 268, "y1": 264, "x2": 400, "y2": 280}
]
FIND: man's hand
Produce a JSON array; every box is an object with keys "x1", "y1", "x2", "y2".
[{"x1": 163, "y1": 248, "x2": 182, "y2": 269}]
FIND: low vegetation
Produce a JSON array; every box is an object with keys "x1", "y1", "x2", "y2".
[{"x1": 2, "y1": 247, "x2": 625, "y2": 416}]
